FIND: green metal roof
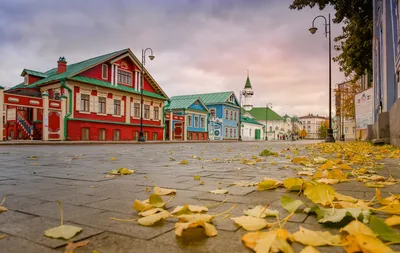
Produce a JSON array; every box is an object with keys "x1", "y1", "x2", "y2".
[
  {"x1": 8, "y1": 49, "x2": 128, "y2": 90},
  {"x1": 171, "y1": 91, "x2": 234, "y2": 105},
  {"x1": 20, "y1": 69, "x2": 48, "y2": 78},
  {"x1": 164, "y1": 97, "x2": 206, "y2": 111},
  {"x1": 70, "y1": 76, "x2": 167, "y2": 100},
  {"x1": 247, "y1": 107, "x2": 283, "y2": 121},
  {"x1": 241, "y1": 116, "x2": 263, "y2": 126},
  {"x1": 244, "y1": 76, "x2": 252, "y2": 89}
]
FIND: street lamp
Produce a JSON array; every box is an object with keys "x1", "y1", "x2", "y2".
[
  {"x1": 138, "y1": 48, "x2": 155, "y2": 142},
  {"x1": 265, "y1": 103, "x2": 272, "y2": 140},
  {"x1": 239, "y1": 89, "x2": 243, "y2": 141},
  {"x1": 309, "y1": 14, "x2": 335, "y2": 142}
]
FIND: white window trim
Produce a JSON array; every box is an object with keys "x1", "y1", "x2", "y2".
[
  {"x1": 194, "y1": 115, "x2": 199, "y2": 128},
  {"x1": 102, "y1": 64, "x2": 108, "y2": 80},
  {"x1": 153, "y1": 106, "x2": 160, "y2": 121},
  {"x1": 24, "y1": 75, "x2": 28, "y2": 85},
  {"x1": 80, "y1": 94, "x2": 91, "y2": 113},
  {"x1": 188, "y1": 115, "x2": 193, "y2": 127},
  {"x1": 117, "y1": 69, "x2": 132, "y2": 85},
  {"x1": 113, "y1": 99, "x2": 122, "y2": 116}
]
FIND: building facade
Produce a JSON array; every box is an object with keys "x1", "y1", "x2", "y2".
[
  {"x1": 243, "y1": 107, "x2": 286, "y2": 140},
  {"x1": 164, "y1": 96, "x2": 209, "y2": 141},
  {"x1": 240, "y1": 115, "x2": 264, "y2": 141},
  {"x1": 171, "y1": 92, "x2": 240, "y2": 141},
  {"x1": 299, "y1": 114, "x2": 328, "y2": 139},
  {"x1": 2, "y1": 48, "x2": 168, "y2": 141}
]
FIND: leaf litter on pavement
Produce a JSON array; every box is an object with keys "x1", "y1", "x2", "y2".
[{"x1": 76, "y1": 142, "x2": 400, "y2": 252}]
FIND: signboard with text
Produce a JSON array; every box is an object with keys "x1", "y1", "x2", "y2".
[{"x1": 355, "y1": 88, "x2": 374, "y2": 130}]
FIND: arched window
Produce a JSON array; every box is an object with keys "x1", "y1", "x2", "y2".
[
  {"x1": 225, "y1": 109, "x2": 228, "y2": 119},
  {"x1": 269, "y1": 126, "x2": 272, "y2": 132}
]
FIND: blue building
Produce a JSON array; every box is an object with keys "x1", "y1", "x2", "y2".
[
  {"x1": 164, "y1": 96, "x2": 209, "y2": 141},
  {"x1": 373, "y1": 0, "x2": 400, "y2": 118},
  {"x1": 169, "y1": 92, "x2": 240, "y2": 140}
]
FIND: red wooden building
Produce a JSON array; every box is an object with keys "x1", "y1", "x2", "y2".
[{"x1": 1, "y1": 48, "x2": 169, "y2": 141}]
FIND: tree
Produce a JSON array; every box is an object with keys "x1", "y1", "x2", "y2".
[
  {"x1": 318, "y1": 120, "x2": 329, "y2": 138},
  {"x1": 289, "y1": 0, "x2": 373, "y2": 80},
  {"x1": 334, "y1": 78, "x2": 361, "y2": 119},
  {"x1": 299, "y1": 129, "x2": 307, "y2": 139}
]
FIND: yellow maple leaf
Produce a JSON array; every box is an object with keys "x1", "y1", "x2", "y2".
[
  {"x1": 257, "y1": 178, "x2": 283, "y2": 191},
  {"x1": 303, "y1": 183, "x2": 335, "y2": 206},
  {"x1": 231, "y1": 216, "x2": 271, "y2": 231},
  {"x1": 153, "y1": 186, "x2": 177, "y2": 196},
  {"x1": 292, "y1": 226, "x2": 340, "y2": 246},
  {"x1": 340, "y1": 220, "x2": 376, "y2": 237},
  {"x1": 283, "y1": 178, "x2": 305, "y2": 191},
  {"x1": 385, "y1": 215, "x2": 400, "y2": 227}
]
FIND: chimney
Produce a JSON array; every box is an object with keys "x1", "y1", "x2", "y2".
[{"x1": 57, "y1": 56, "x2": 67, "y2": 74}]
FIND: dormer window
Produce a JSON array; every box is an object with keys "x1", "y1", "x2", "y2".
[
  {"x1": 24, "y1": 75, "x2": 28, "y2": 85},
  {"x1": 229, "y1": 94, "x2": 234, "y2": 103},
  {"x1": 102, "y1": 64, "x2": 108, "y2": 80},
  {"x1": 118, "y1": 69, "x2": 132, "y2": 85}
]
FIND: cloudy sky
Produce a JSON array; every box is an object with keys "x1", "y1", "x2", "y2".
[{"x1": 0, "y1": 0, "x2": 344, "y2": 117}]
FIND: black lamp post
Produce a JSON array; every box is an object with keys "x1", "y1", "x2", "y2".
[
  {"x1": 309, "y1": 14, "x2": 335, "y2": 143},
  {"x1": 265, "y1": 103, "x2": 272, "y2": 140},
  {"x1": 138, "y1": 48, "x2": 155, "y2": 142}
]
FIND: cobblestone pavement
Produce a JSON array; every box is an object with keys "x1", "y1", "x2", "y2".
[{"x1": 0, "y1": 140, "x2": 399, "y2": 253}]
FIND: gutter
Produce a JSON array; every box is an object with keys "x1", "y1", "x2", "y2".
[{"x1": 61, "y1": 78, "x2": 72, "y2": 140}]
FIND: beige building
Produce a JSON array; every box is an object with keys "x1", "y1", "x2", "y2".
[{"x1": 299, "y1": 114, "x2": 328, "y2": 139}]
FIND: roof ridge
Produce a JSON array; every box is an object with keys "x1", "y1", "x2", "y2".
[{"x1": 63, "y1": 48, "x2": 128, "y2": 70}]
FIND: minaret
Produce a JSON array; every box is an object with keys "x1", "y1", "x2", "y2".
[{"x1": 242, "y1": 70, "x2": 254, "y2": 111}]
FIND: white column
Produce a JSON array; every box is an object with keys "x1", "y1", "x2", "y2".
[
  {"x1": 60, "y1": 96, "x2": 67, "y2": 141},
  {"x1": 184, "y1": 114, "x2": 188, "y2": 141},
  {"x1": 42, "y1": 92, "x2": 49, "y2": 141},
  {"x1": 125, "y1": 97, "x2": 131, "y2": 124},
  {"x1": 135, "y1": 72, "x2": 138, "y2": 90},
  {"x1": 111, "y1": 65, "x2": 114, "y2": 85},
  {"x1": 169, "y1": 111, "x2": 173, "y2": 140},
  {"x1": 33, "y1": 108, "x2": 37, "y2": 121},
  {"x1": 114, "y1": 65, "x2": 118, "y2": 86},
  {"x1": 0, "y1": 87, "x2": 4, "y2": 141}
]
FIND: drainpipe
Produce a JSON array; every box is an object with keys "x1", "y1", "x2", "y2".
[{"x1": 61, "y1": 78, "x2": 72, "y2": 140}]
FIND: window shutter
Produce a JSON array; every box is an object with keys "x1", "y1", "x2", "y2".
[
  {"x1": 106, "y1": 98, "x2": 113, "y2": 114},
  {"x1": 93, "y1": 96, "x2": 99, "y2": 113},
  {"x1": 89, "y1": 95, "x2": 94, "y2": 112},
  {"x1": 75, "y1": 93, "x2": 81, "y2": 111},
  {"x1": 121, "y1": 100, "x2": 125, "y2": 116},
  {"x1": 131, "y1": 103, "x2": 135, "y2": 118}
]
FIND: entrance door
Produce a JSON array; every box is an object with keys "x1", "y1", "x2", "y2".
[
  {"x1": 255, "y1": 129, "x2": 261, "y2": 140},
  {"x1": 174, "y1": 122, "x2": 183, "y2": 140}
]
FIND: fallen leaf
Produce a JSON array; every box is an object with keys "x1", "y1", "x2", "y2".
[
  {"x1": 316, "y1": 178, "x2": 340, "y2": 185},
  {"x1": 138, "y1": 210, "x2": 170, "y2": 226},
  {"x1": 110, "y1": 157, "x2": 115, "y2": 161},
  {"x1": 0, "y1": 234, "x2": 7, "y2": 239},
  {"x1": 334, "y1": 192, "x2": 358, "y2": 203},
  {"x1": 291, "y1": 156, "x2": 310, "y2": 165},
  {"x1": 132, "y1": 199, "x2": 153, "y2": 212},
  {"x1": 171, "y1": 204, "x2": 208, "y2": 215},
  {"x1": 299, "y1": 246, "x2": 321, "y2": 253},
  {"x1": 307, "y1": 206, "x2": 371, "y2": 224},
  {"x1": 139, "y1": 208, "x2": 165, "y2": 217},
  {"x1": 292, "y1": 226, "x2": 340, "y2": 246},
  {"x1": 370, "y1": 216, "x2": 400, "y2": 243},
  {"x1": 153, "y1": 186, "x2": 176, "y2": 196},
  {"x1": 244, "y1": 205, "x2": 279, "y2": 218},
  {"x1": 148, "y1": 194, "x2": 167, "y2": 208},
  {"x1": 303, "y1": 183, "x2": 335, "y2": 206},
  {"x1": 0, "y1": 197, "x2": 7, "y2": 213},
  {"x1": 242, "y1": 230, "x2": 292, "y2": 253},
  {"x1": 233, "y1": 181, "x2": 259, "y2": 187},
  {"x1": 64, "y1": 240, "x2": 89, "y2": 253},
  {"x1": 353, "y1": 234, "x2": 392, "y2": 253},
  {"x1": 258, "y1": 178, "x2": 283, "y2": 191},
  {"x1": 179, "y1": 160, "x2": 189, "y2": 165},
  {"x1": 209, "y1": 189, "x2": 228, "y2": 194},
  {"x1": 231, "y1": 216, "x2": 271, "y2": 231},
  {"x1": 44, "y1": 201, "x2": 83, "y2": 240},
  {"x1": 340, "y1": 164, "x2": 352, "y2": 170},
  {"x1": 175, "y1": 220, "x2": 217, "y2": 237},
  {"x1": 283, "y1": 178, "x2": 305, "y2": 191},
  {"x1": 194, "y1": 175, "x2": 201, "y2": 181},
  {"x1": 281, "y1": 195, "x2": 306, "y2": 213},
  {"x1": 259, "y1": 149, "x2": 277, "y2": 157},
  {"x1": 297, "y1": 171, "x2": 313, "y2": 176},
  {"x1": 385, "y1": 215, "x2": 400, "y2": 227},
  {"x1": 377, "y1": 202, "x2": 400, "y2": 215},
  {"x1": 340, "y1": 219, "x2": 376, "y2": 237}
]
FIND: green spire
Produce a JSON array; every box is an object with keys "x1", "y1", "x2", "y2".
[{"x1": 244, "y1": 70, "x2": 252, "y2": 89}]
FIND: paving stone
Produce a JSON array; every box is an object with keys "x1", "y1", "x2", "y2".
[
  {"x1": 151, "y1": 228, "x2": 250, "y2": 253},
  {"x1": 70, "y1": 211, "x2": 174, "y2": 240},
  {"x1": 18, "y1": 202, "x2": 105, "y2": 221},
  {"x1": 36, "y1": 193, "x2": 109, "y2": 206},
  {"x1": 65, "y1": 232, "x2": 186, "y2": 253},
  {"x1": 0, "y1": 210, "x2": 38, "y2": 225},
  {"x1": 0, "y1": 216, "x2": 103, "y2": 248},
  {"x1": 0, "y1": 235, "x2": 59, "y2": 253},
  {"x1": 1, "y1": 195, "x2": 48, "y2": 211},
  {"x1": 84, "y1": 198, "x2": 137, "y2": 214}
]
